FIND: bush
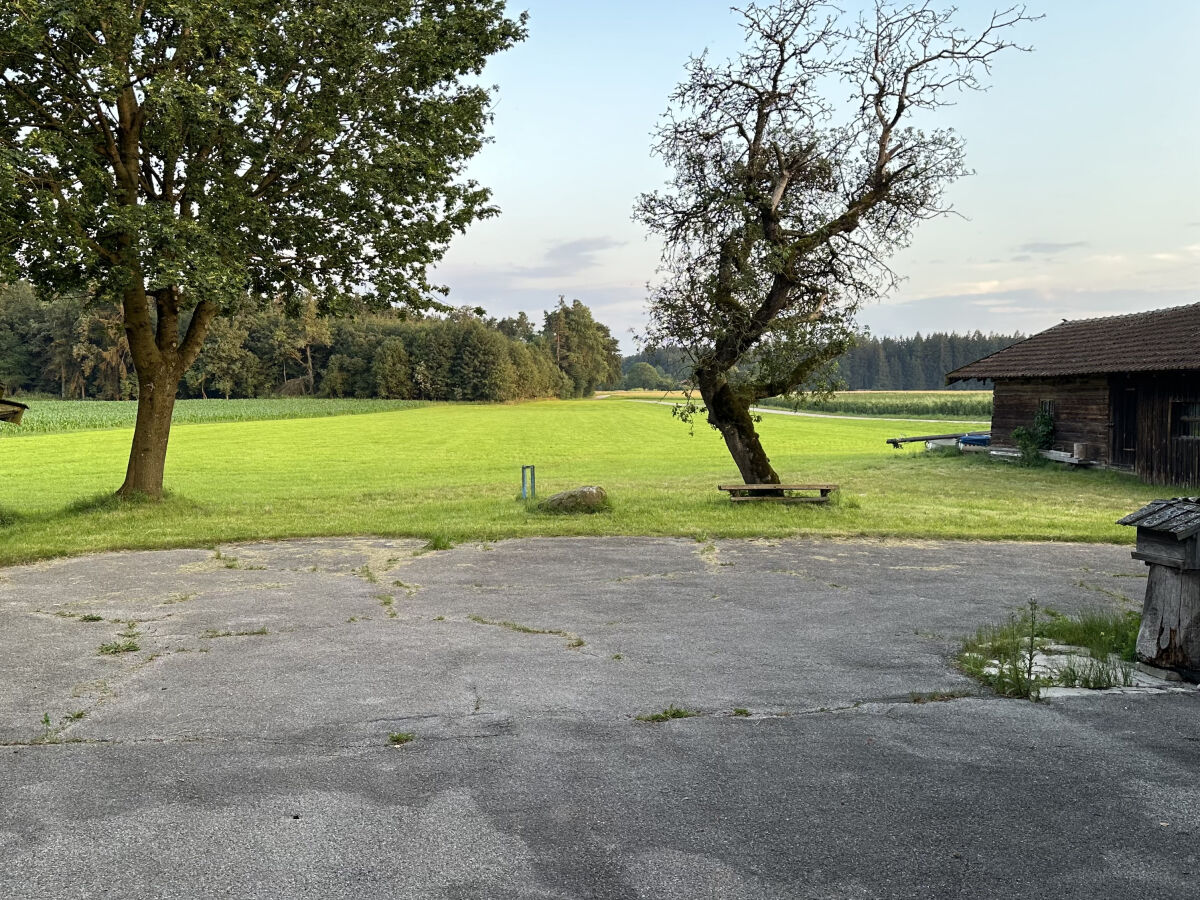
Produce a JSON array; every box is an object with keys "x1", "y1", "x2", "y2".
[{"x1": 1011, "y1": 406, "x2": 1054, "y2": 467}]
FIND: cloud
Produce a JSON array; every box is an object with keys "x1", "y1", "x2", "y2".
[
  {"x1": 514, "y1": 236, "x2": 627, "y2": 279},
  {"x1": 1015, "y1": 241, "x2": 1090, "y2": 255},
  {"x1": 863, "y1": 286, "x2": 1199, "y2": 338}
]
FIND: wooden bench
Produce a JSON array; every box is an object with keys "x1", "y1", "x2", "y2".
[{"x1": 718, "y1": 483, "x2": 838, "y2": 503}]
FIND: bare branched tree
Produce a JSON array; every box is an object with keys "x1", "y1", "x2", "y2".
[{"x1": 636, "y1": 1, "x2": 1037, "y2": 484}]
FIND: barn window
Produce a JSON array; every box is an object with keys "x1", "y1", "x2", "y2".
[
  {"x1": 1172, "y1": 402, "x2": 1200, "y2": 440},
  {"x1": 1039, "y1": 399, "x2": 1055, "y2": 418}
]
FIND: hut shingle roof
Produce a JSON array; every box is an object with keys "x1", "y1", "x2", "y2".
[
  {"x1": 1117, "y1": 498, "x2": 1200, "y2": 539},
  {"x1": 946, "y1": 302, "x2": 1200, "y2": 381}
]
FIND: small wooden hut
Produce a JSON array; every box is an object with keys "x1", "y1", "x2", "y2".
[{"x1": 946, "y1": 302, "x2": 1200, "y2": 487}]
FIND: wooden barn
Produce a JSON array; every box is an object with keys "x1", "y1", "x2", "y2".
[{"x1": 946, "y1": 302, "x2": 1200, "y2": 487}]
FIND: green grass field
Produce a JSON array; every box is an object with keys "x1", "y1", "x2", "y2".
[{"x1": 0, "y1": 398, "x2": 1166, "y2": 565}]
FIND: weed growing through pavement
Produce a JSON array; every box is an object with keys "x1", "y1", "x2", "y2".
[
  {"x1": 201, "y1": 627, "x2": 268, "y2": 639},
  {"x1": 388, "y1": 732, "x2": 415, "y2": 746},
  {"x1": 636, "y1": 705, "x2": 698, "y2": 723},
  {"x1": 79, "y1": 614, "x2": 103, "y2": 622},
  {"x1": 377, "y1": 594, "x2": 398, "y2": 618},
  {"x1": 958, "y1": 600, "x2": 1141, "y2": 699},
  {"x1": 467, "y1": 614, "x2": 584, "y2": 648},
  {"x1": 97, "y1": 641, "x2": 139, "y2": 655},
  {"x1": 414, "y1": 534, "x2": 453, "y2": 555},
  {"x1": 732, "y1": 708, "x2": 751, "y2": 717},
  {"x1": 1053, "y1": 656, "x2": 1135, "y2": 689}
]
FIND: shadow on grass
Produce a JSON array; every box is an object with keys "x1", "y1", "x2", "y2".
[
  {"x1": 3, "y1": 489, "x2": 206, "y2": 532},
  {"x1": 65, "y1": 490, "x2": 165, "y2": 515}
]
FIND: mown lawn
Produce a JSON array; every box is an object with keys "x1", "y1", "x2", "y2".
[{"x1": 0, "y1": 398, "x2": 1166, "y2": 565}]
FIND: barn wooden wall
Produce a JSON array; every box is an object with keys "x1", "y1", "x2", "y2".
[
  {"x1": 991, "y1": 377, "x2": 1111, "y2": 462},
  {"x1": 1134, "y1": 373, "x2": 1200, "y2": 488}
]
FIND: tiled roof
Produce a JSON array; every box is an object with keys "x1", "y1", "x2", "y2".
[
  {"x1": 1117, "y1": 498, "x2": 1200, "y2": 539},
  {"x1": 946, "y1": 302, "x2": 1200, "y2": 380}
]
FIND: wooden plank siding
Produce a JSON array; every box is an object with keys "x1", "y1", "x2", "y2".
[
  {"x1": 991, "y1": 377, "x2": 1112, "y2": 463},
  {"x1": 1132, "y1": 372, "x2": 1200, "y2": 488},
  {"x1": 989, "y1": 372, "x2": 1200, "y2": 487}
]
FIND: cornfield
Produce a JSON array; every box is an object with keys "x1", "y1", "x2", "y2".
[
  {"x1": 757, "y1": 390, "x2": 992, "y2": 419},
  {"x1": 1, "y1": 398, "x2": 429, "y2": 437}
]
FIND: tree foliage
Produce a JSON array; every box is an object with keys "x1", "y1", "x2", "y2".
[
  {"x1": 0, "y1": 0, "x2": 526, "y2": 495},
  {"x1": 542, "y1": 298, "x2": 622, "y2": 398},
  {"x1": 0, "y1": 284, "x2": 617, "y2": 403},
  {"x1": 636, "y1": 1, "x2": 1035, "y2": 483}
]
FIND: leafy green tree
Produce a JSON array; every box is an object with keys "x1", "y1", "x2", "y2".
[
  {"x1": 453, "y1": 322, "x2": 516, "y2": 401},
  {"x1": 40, "y1": 292, "x2": 89, "y2": 398},
  {"x1": 373, "y1": 338, "x2": 414, "y2": 400},
  {"x1": 543, "y1": 298, "x2": 622, "y2": 397},
  {"x1": 406, "y1": 322, "x2": 455, "y2": 400},
  {"x1": 73, "y1": 306, "x2": 132, "y2": 399},
  {"x1": 636, "y1": 1, "x2": 1033, "y2": 483},
  {"x1": 0, "y1": 1, "x2": 526, "y2": 496},
  {"x1": 623, "y1": 362, "x2": 666, "y2": 391},
  {"x1": 0, "y1": 282, "x2": 40, "y2": 392},
  {"x1": 496, "y1": 311, "x2": 536, "y2": 343},
  {"x1": 186, "y1": 316, "x2": 260, "y2": 399}
]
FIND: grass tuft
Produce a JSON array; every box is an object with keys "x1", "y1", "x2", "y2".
[
  {"x1": 958, "y1": 602, "x2": 1142, "y2": 699},
  {"x1": 98, "y1": 639, "x2": 139, "y2": 655},
  {"x1": 388, "y1": 731, "x2": 415, "y2": 746},
  {"x1": 636, "y1": 705, "x2": 698, "y2": 723},
  {"x1": 467, "y1": 614, "x2": 583, "y2": 648}
]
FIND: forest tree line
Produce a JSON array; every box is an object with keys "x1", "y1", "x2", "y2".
[
  {"x1": 2, "y1": 279, "x2": 1021, "y2": 400},
  {"x1": 0, "y1": 284, "x2": 621, "y2": 403},
  {"x1": 620, "y1": 331, "x2": 1024, "y2": 392}
]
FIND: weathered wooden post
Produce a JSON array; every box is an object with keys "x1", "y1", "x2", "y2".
[{"x1": 1117, "y1": 498, "x2": 1200, "y2": 679}]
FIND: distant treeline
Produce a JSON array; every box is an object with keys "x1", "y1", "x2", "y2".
[
  {"x1": 2, "y1": 278, "x2": 1020, "y2": 400},
  {"x1": 0, "y1": 284, "x2": 621, "y2": 402},
  {"x1": 620, "y1": 331, "x2": 1023, "y2": 391}
]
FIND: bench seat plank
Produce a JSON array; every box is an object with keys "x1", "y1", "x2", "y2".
[
  {"x1": 728, "y1": 495, "x2": 830, "y2": 503},
  {"x1": 717, "y1": 483, "x2": 837, "y2": 492}
]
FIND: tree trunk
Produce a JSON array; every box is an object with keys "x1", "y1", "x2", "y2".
[
  {"x1": 117, "y1": 362, "x2": 179, "y2": 498},
  {"x1": 696, "y1": 368, "x2": 779, "y2": 485},
  {"x1": 305, "y1": 345, "x2": 315, "y2": 395},
  {"x1": 117, "y1": 279, "x2": 217, "y2": 500}
]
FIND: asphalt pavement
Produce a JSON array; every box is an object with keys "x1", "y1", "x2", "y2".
[{"x1": 2, "y1": 536, "x2": 1197, "y2": 899}]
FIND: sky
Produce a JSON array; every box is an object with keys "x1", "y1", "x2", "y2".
[{"x1": 433, "y1": 1, "x2": 1200, "y2": 352}]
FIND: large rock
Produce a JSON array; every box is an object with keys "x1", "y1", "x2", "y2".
[{"x1": 537, "y1": 485, "x2": 609, "y2": 514}]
